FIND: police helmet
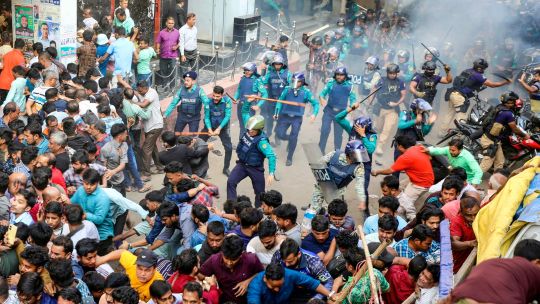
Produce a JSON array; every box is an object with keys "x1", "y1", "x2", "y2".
[
  {"x1": 424, "y1": 47, "x2": 440, "y2": 58},
  {"x1": 383, "y1": 48, "x2": 396, "y2": 59},
  {"x1": 272, "y1": 54, "x2": 285, "y2": 65},
  {"x1": 293, "y1": 72, "x2": 307, "y2": 86},
  {"x1": 327, "y1": 47, "x2": 340, "y2": 57},
  {"x1": 242, "y1": 62, "x2": 257, "y2": 73},
  {"x1": 411, "y1": 98, "x2": 432, "y2": 112},
  {"x1": 365, "y1": 56, "x2": 380, "y2": 68},
  {"x1": 246, "y1": 115, "x2": 265, "y2": 131},
  {"x1": 345, "y1": 140, "x2": 370, "y2": 163},
  {"x1": 354, "y1": 116, "x2": 373, "y2": 133},
  {"x1": 422, "y1": 61, "x2": 437, "y2": 71},
  {"x1": 335, "y1": 28, "x2": 345, "y2": 36},
  {"x1": 473, "y1": 58, "x2": 489, "y2": 72},
  {"x1": 262, "y1": 51, "x2": 276, "y2": 65},
  {"x1": 312, "y1": 36, "x2": 323, "y2": 46},
  {"x1": 397, "y1": 49, "x2": 410, "y2": 61},
  {"x1": 386, "y1": 63, "x2": 400, "y2": 74},
  {"x1": 324, "y1": 30, "x2": 336, "y2": 39},
  {"x1": 334, "y1": 67, "x2": 348, "y2": 78},
  {"x1": 337, "y1": 17, "x2": 346, "y2": 26},
  {"x1": 500, "y1": 91, "x2": 519, "y2": 104}
]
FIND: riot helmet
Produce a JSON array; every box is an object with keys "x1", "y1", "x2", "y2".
[
  {"x1": 472, "y1": 58, "x2": 489, "y2": 73},
  {"x1": 386, "y1": 63, "x2": 400, "y2": 74},
  {"x1": 246, "y1": 115, "x2": 265, "y2": 131},
  {"x1": 292, "y1": 72, "x2": 307, "y2": 87},
  {"x1": 262, "y1": 51, "x2": 276, "y2": 65},
  {"x1": 312, "y1": 36, "x2": 323, "y2": 46},
  {"x1": 500, "y1": 91, "x2": 519, "y2": 105},
  {"x1": 410, "y1": 98, "x2": 432, "y2": 112},
  {"x1": 334, "y1": 67, "x2": 348, "y2": 80},
  {"x1": 397, "y1": 49, "x2": 410, "y2": 62},
  {"x1": 422, "y1": 61, "x2": 437, "y2": 76},
  {"x1": 242, "y1": 62, "x2": 257, "y2": 73},
  {"x1": 345, "y1": 140, "x2": 370, "y2": 163},
  {"x1": 327, "y1": 47, "x2": 339, "y2": 59},
  {"x1": 272, "y1": 54, "x2": 285, "y2": 67},
  {"x1": 354, "y1": 116, "x2": 373, "y2": 133},
  {"x1": 337, "y1": 17, "x2": 346, "y2": 27},
  {"x1": 424, "y1": 47, "x2": 439, "y2": 60},
  {"x1": 365, "y1": 56, "x2": 380, "y2": 70},
  {"x1": 335, "y1": 28, "x2": 345, "y2": 38}
]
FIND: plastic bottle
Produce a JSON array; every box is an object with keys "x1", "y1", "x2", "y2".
[{"x1": 301, "y1": 206, "x2": 317, "y2": 234}]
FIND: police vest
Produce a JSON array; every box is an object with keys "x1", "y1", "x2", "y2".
[
  {"x1": 281, "y1": 88, "x2": 307, "y2": 117},
  {"x1": 360, "y1": 71, "x2": 376, "y2": 95},
  {"x1": 486, "y1": 105, "x2": 513, "y2": 140},
  {"x1": 327, "y1": 82, "x2": 352, "y2": 112},
  {"x1": 416, "y1": 74, "x2": 439, "y2": 103},
  {"x1": 349, "y1": 37, "x2": 366, "y2": 55},
  {"x1": 530, "y1": 81, "x2": 540, "y2": 100},
  {"x1": 453, "y1": 69, "x2": 483, "y2": 97},
  {"x1": 236, "y1": 132, "x2": 267, "y2": 167},
  {"x1": 238, "y1": 76, "x2": 256, "y2": 103},
  {"x1": 268, "y1": 70, "x2": 288, "y2": 98},
  {"x1": 378, "y1": 78, "x2": 401, "y2": 108},
  {"x1": 327, "y1": 150, "x2": 358, "y2": 189},
  {"x1": 209, "y1": 100, "x2": 227, "y2": 129},
  {"x1": 178, "y1": 86, "x2": 203, "y2": 117}
]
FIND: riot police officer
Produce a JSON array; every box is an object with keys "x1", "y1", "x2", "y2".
[
  {"x1": 348, "y1": 26, "x2": 369, "y2": 58},
  {"x1": 164, "y1": 71, "x2": 210, "y2": 135},
  {"x1": 262, "y1": 54, "x2": 292, "y2": 143},
  {"x1": 302, "y1": 34, "x2": 326, "y2": 93},
  {"x1": 274, "y1": 72, "x2": 319, "y2": 166},
  {"x1": 201, "y1": 86, "x2": 233, "y2": 176},
  {"x1": 441, "y1": 58, "x2": 510, "y2": 136},
  {"x1": 310, "y1": 140, "x2": 367, "y2": 212},
  {"x1": 370, "y1": 63, "x2": 406, "y2": 157},
  {"x1": 323, "y1": 47, "x2": 342, "y2": 82},
  {"x1": 234, "y1": 62, "x2": 269, "y2": 138},
  {"x1": 359, "y1": 56, "x2": 382, "y2": 99},
  {"x1": 397, "y1": 49, "x2": 415, "y2": 82},
  {"x1": 227, "y1": 115, "x2": 276, "y2": 207},
  {"x1": 335, "y1": 106, "x2": 377, "y2": 216},
  {"x1": 319, "y1": 66, "x2": 357, "y2": 153},
  {"x1": 410, "y1": 61, "x2": 452, "y2": 106},
  {"x1": 493, "y1": 37, "x2": 517, "y2": 77},
  {"x1": 518, "y1": 69, "x2": 540, "y2": 113},
  {"x1": 479, "y1": 91, "x2": 529, "y2": 172}
]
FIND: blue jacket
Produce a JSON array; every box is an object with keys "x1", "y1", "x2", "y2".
[
  {"x1": 71, "y1": 186, "x2": 113, "y2": 240},
  {"x1": 247, "y1": 268, "x2": 320, "y2": 304}
]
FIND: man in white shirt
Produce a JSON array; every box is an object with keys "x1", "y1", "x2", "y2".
[
  {"x1": 360, "y1": 214, "x2": 398, "y2": 248},
  {"x1": 246, "y1": 220, "x2": 286, "y2": 266},
  {"x1": 82, "y1": 7, "x2": 98, "y2": 30},
  {"x1": 61, "y1": 204, "x2": 99, "y2": 259},
  {"x1": 179, "y1": 13, "x2": 198, "y2": 72},
  {"x1": 134, "y1": 80, "x2": 164, "y2": 179}
]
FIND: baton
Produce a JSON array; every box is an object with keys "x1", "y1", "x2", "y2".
[
  {"x1": 306, "y1": 24, "x2": 330, "y2": 37},
  {"x1": 492, "y1": 72, "x2": 512, "y2": 82},
  {"x1": 177, "y1": 132, "x2": 211, "y2": 136},
  {"x1": 421, "y1": 42, "x2": 447, "y2": 66},
  {"x1": 225, "y1": 92, "x2": 238, "y2": 104},
  {"x1": 244, "y1": 95, "x2": 307, "y2": 107},
  {"x1": 349, "y1": 86, "x2": 382, "y2": 112}
]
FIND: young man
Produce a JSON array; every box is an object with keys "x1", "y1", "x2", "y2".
[
  {"x1": 100, "y1": 123, "x2": 128, "y2": 195},
  {"x1": 260, "y1": 190, "x2": 282, "y2": 218},
  {"x1": 199, "y1": 234, "x2": 264, "y2": 303},
  {"x1": 233, "y1": 63, "x2": 268, "y2": 137},
  {"x1": 425, "y1": 177, "x2": 463, "y2": 208},
  {"x1": 24, "y1": 123, "x2": 49, "y2": 155},
  {"x1": 148, "y1": 280, "x2": 182, "y2": 304},
  {"x1": 75, "y1": 238, "x2": 115, "y2": 278},
  {"x1": 301, "y1": 215, "x2": 338, "y2": 266},
  {"x1": 70, "y1": 168, "x2": 113, "y2": 255},
  {"x1": 227, "y1": 115, "x2": 276, "y2": 207},
  {"x1": 247, "y1": 220, "x2": 286, "y2": 266},
  {"x1": 164, "y1": 71, "x2": 210, "y2": 134},
  {"x1": 391, "y1": 224, "x2": 440, "y2": 265},
  {"x1": 63, "y1": 150, "x2": 106, "y2": 196},
  {"x1": 181, "y1": 282, "x2": 205, "y2": 304},
  {"x1": 46, "y1": 259, "x2": 94, "y2": 304},
  {"x1": 363, "y1": 196, "x2": 407, "y2": 234},
  {"x1": 364, "y1": 214, "x2": 399, "y2": 246},
  {"x1": 156, "y1": 17, "x2": 179, "y2": 90},
  {"x1": 97, "y1": 26, "x2": 135, "y2": 88},
  {"x1": 231, "y1": 207, "x2": 263, "y2": 248},
  {"x1": 247, "y1": 263, "x2": 336, "y2": 303},
  {"x1": 201, "y1": 85, "x2": 233, "y2": 176},
  {"x1": 372, "y1": 135, "x2": 434, "y2": 221},
  {"x1": 318, "y1": 67, "x2": 356, "y2": 153},
  {"x1": 270, "y1": 238, "x2": 333, "y2": 302},
  {"x1": 197, "y1": 221, "x2": 225, "y2": 264},
  {"x1": 151, "y1": 201, "x2": 196, "y2": 258},
  {"x1": 96, "y1": 249, "x2": 164, "y2": 302},
  {"x1": 394, "y1": 205, "x2": 445, "y2": 243},
  {"x1": 274, "y1": 72, "x2": 319, "y2": 166},
  {"x1": 450, "y1": 197, "x2": 480, "y2": 273},
  {"x1": 327, "y1": 199, "x2": 355, "y2": 231}
]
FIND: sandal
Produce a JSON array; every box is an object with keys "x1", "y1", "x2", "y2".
[
  {"x1": 125, "y1": 186, "x2": 134, "y2": 192},
  {"x1": 138, "y1": 184, "x2": 152, "y2": 193}
]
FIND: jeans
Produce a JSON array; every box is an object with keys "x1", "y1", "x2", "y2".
[
  {"x1": 123, "y1": 143, "x2": 144, "y2": 189},
  {"x1": 137, "y1": 73, "x2": 152, "y2": 86},
  {"x1": 201, "y1": 125, "x2": 233, "y2": 170},
  {"x1": 262, "y1": 102, "x2": 277, "y2": 138}
]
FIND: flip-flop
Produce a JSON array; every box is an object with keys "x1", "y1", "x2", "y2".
[{"x1": 138, "y1": 185, "x2": 152, "y2": 193}]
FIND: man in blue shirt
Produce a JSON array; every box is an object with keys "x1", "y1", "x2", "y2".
[
  {"x1": 363, "y1": 196, "x2": 408, "y2": 234},
  {"x1": 71, "y1": 168, "x2": 113, "y2": 255},
  {"x1": 97, "y1": 27, "x2": 135, "y2": 88},
  {"x1": 247, "y1": 263, "x2": 336, "y2": 304},
  {"x1": 301, "y1": 215, "x2": 338, "y2": 266}
]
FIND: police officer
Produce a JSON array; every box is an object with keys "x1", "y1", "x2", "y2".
[
  {"x1": 319, "y1": 66, "x2": 357, "y2": 153},
  {"x1": 441, "y1": 58, "x2": 510, "y2": 136},
  {"x1": 310, "y1": 140, "x2": 367, "y2": 212},
  {"x1": 359, "y1": 56, "x2": 382, "y2": 99},
  {"x1": 234, "y1": 62, "x2": 268, "y2": 138},
  {"x1": 274, "y1": 72, "x2": 319, "y2": 166},
  {"x1": 370, "y1": 63, "x2": 406, "y2": 157},
  {"x1": 333, "y1": 28, "x2": 349, "y2": 60},
  {"x1": 348, "y1": 26, "x2": 369, "y2": 58},
  {"x1": 423, "y1": 46, "x2": 442, "y2": 76},
  {"x1": 479, "y1": 91, "x2": 529, "y2": 172},
  {"x1": 464, "y1": 38, "x2": 491, "y2": 67},
  {"x1": 227, "y1": 115, "x2": 276, "y2": 207},
  {"x1": 335, "y1": 106, "x2": 377, "y2": 216},
  {"x1": 493, "y1": 37, "x2": 517, "y2": 77},
  {"x1": 164, "y1": 71, "x2": 210, "y2": 135},
  {"x1": 302, "y1": 34, "x2": 325, "y2": 93},
  {"x1": 262, "y1": 54, "x2": 292, "y2": 143},
  {"x1": 397, "y1": 49, "x2": 415, "y2": 82},
  {"x1": 201, "y1": 86, "x2": 233, "y2": 176},
  {"x1": 410, "y1": 61, "x2": 452, "y2": 106},
  {"x1": 336, "y1": 16, "x2": 352, "y2": 44},
  {"x1": 518, "y1": 69, "x2": 540, "y2": 113},
  {"x1": 323, "y1": 47, "x2": 342, "y2": 82}
]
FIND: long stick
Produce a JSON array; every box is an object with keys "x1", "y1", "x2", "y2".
[
  {"x1": 307, "y1": 24, "x2": 330, "y2": 37},
  {"x1": 225, "y1": 92, "x2": 238, "y2": 104},
  {"x1": 334, "y1": 238, "x2": 390, "y2": 302},
  {"x1": 358, "y1": 225, "x2": 380, "y2": 304},
  {"x1": 349, "y1": 86, "x2": 382, "y2": 112},
  {"x1": 245, "y1": 95, "x2": 307, "y2": 107},
  {"x1": 421, "y1": 42, "x2": 447, "y2": 66},
  {"x1": 177, "y1": 132, "x2": 211, "y2": 136}
]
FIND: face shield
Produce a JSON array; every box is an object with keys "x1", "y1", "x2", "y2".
[{"x1": 347, "y1": 148, "x2": 370, "y2": 163}]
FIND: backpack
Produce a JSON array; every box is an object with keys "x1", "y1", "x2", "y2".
[
  {"x1": 480, "y1": 104, "x2": 507, "y2": 132},
  {"x1": 452, "y1": 69, "x2": 474, "y2": 91}
]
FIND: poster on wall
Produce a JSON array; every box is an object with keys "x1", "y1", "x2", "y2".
[
  {"x1": 36, "y1": 21, "x2": 59, "y2": 47},
  {"x1": 14, "y1": 5, "x2": 34, "y2": 41}
]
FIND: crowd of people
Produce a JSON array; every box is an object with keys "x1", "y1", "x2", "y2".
[{"x1": 0, "y1": 0, "x2": 539, "y2": 304}]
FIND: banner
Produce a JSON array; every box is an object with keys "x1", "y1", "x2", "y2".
[{"x1": 14, "y1": 5, "x2": 34, "y2": 42}]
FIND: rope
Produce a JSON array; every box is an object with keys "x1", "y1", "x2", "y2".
[{"x1": 153, "y1": 63, "x2": 179, "y2": 78}]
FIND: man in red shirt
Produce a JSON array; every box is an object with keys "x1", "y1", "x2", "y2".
[
  {"x1": 0, "y1": 39, "x2": 25, "y2": 102},
  {"x1": 372, "y1": 135, "x2": 434, "y2": 221},
  {"x1": 450, "y1": 196, "x2": 479, "y2": 273}
]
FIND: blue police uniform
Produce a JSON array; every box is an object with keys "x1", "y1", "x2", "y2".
[
  {"x1": 201, "y1": 96, "x2": 234, "y2": 172},
  {"x1": 318, "y1": 79, "x2": 356, "y2": 153},
  {"x1": 226, "y1": 130, "x2": 276, "y2": 207},
  {"x1": 262, "y1": 67, "x2": 292, "y2": 138},
  {"x1": 164, "y1": 84, "x2": 210, "y2": 133},
  {"x1": 274, "y1": 86, "x2": 319, "y2": 162},
  {"x1": 234, "y1": 75, "x2": 268, "y2": 138}
]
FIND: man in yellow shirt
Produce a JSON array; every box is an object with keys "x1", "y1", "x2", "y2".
[{"x1": 96, "y1": 248, "x2": 164, "y2": 302}]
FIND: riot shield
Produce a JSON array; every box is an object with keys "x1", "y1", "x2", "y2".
[{"x1": 303, "y1": 143, "x2": 340, "y2": 204}]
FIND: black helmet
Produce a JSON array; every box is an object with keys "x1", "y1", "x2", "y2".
[
  {"x1": 500, "y1": 91, "x2": 519, "y2": 104},
  {"x1": 473, "y1": 58, "x2": 489, "y2": 72},
  {"x1": 422, "y1": 61, "x2": 437, "y2": 71},
  {"x1": 312, "y1": 36, "x2": 323, "y2": 46},
  {"x1": 386, "y1": 63, "x2": 400, "y2": 74},
  {"x1": 337, "y1": 17, "x2": 346, "y2": 26}
]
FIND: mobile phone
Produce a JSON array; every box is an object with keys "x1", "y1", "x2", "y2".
[{"x1": 5, "y1": 225, "x2": 17, "y2": 246}]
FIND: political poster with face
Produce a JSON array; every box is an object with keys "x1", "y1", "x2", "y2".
[{"x1": 14, "y1": 5, "x2": 34, "y2": 41}]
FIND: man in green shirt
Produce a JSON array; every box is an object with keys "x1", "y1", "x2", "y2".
[
  {"x1": 135, "y1": 38, "x2": 157, "y2": 84},
  {"x1": 424, "y1": 138, "x2": 483, "y2": 186},
  {"x1": 113, "y1": 8, "x2": 137, "y2": 40}
]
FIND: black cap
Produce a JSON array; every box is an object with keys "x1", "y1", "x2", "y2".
[
  {"x1": 183, "y1": 71, "x2": 197, "y2": 80},
  {"x1": 136, "y1": 249, "x2": 158, "y2": 267},
  {"x1": 367, "y1": 242, "x2": 394, "y2": 267}
]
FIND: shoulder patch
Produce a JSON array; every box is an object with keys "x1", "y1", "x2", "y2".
[
  {"x1": 262, "y1": 143, "x2": 268, "y2": 149},
  {"x1": 226, "y1": 103, "x2": 231, "y2": 108}
]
